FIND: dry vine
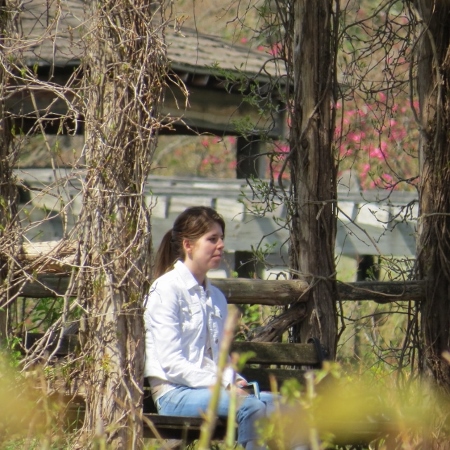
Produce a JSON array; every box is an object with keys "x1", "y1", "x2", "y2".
[
  {"x1": 0, "y1": 0, "x2": 176, "y2": 448},
  {"x1": 0, "y1": 0, "x2": 21, "y2": 341},
  {"x1": 67, "y1": 1, "x2": 170, "y2": 447}
]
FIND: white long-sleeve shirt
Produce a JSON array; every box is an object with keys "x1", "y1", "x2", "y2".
[{"x1": 144, "y1": 261, "x2": 238, "y2": 400}]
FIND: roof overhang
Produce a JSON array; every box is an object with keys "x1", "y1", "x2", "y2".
[{"x1": 7, "y1": 1, "x2": 287, "y2": 138}]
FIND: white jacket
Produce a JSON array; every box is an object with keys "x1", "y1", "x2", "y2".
[{"x1": 144, "y1": 261, "x2": 237, "y2": 390}]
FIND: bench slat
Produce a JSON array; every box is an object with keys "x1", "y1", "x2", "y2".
[
  {"x1": 240, "y1": 367, "x2": 306, "y2": 391},
  {"x1": 231, "y1": 341, "x2": 320, "y2": 366}
]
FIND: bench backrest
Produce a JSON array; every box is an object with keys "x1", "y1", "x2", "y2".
[{"x1": 231, "y1": 340, "x2": 324, "y2": 391}]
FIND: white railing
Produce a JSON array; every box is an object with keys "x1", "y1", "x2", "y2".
[{"x1": 14, "y1": 169, "x2": 418, "y2": 268}]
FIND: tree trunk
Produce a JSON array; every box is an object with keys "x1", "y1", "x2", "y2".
[
  {"x1": 74, "y1": 2, "x2": 167, "y2": 448},
  {"x1": 288, "y1": 0, "x2": 338, "y2": 355},
  {"x1": 414, "y1": 0, "x2": 450, "y2": 392},
  {"x1": 0, "y1": 0, "x2": 19, "y2": 341}
]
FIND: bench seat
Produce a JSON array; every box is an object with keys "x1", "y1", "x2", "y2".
[{"x1": 142, "y1": 414, "x2": 227, "y2": 441}]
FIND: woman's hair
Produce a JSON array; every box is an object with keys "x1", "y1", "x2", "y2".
[{"x1": 153, "y1": 206, "x2": 225, "y2": 278}]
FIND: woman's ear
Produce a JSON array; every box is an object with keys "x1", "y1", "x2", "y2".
[{"x1": 182, "y1": 238, "x2": 192, "y2": 255}]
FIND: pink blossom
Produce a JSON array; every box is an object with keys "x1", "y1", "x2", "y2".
[
  {"x1": 269, "y1": 43, "x2": 282, "y2": 56},
  {"x1": 369, "y1": 147, "x2": 385, "y2": 160},
  {"x1": 277, "y1": 144, "x2": 289, "y2": 154},
  {"x1": 361, "y1": 163, "x2": 371, "y2": 175},
  {"x1": 339, "y1": 146, "x2": 353, "y2": 157},
  {"x1": 357, "y1": 108, "x2": 368, "y2": 117},
  {"x1": 348, "y1": 131, "x2": 364, "y2": 142},
  {"x1": 391, "y1": 127, "x2": 407, "y2": 141}
]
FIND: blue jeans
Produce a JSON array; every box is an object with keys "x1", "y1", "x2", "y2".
[{"x1": 155, "y1": 385, "x2": 275, "y2": 448}]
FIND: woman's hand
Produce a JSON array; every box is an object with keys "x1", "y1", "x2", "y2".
[
  {"x1": 235, "y1": 380, "x2": 250, "y2": 396},
  {"x1": 235, "y1": 387, "x2": 250, "y2": 396},
  {"x1": 225, "y1": 380, "x2": 250, "y2": 396}
]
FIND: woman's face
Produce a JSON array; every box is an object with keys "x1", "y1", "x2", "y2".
[{"x1": 183, "y1": 222, "x2": 224, "y2": 281}]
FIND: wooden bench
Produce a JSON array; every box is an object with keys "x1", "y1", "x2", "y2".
[
  {"x1": 141, "y1": 339, "x2": 393, "y2": 450},
  {"x1": 141, "y1": 338, "x2": 328, "y2": 441},
  {"x1": 23, "y1": 332, "x2": 327, "y2": 443},
  {"x1": 23, "y1": 332, "x2": 392, "y2": 449}
]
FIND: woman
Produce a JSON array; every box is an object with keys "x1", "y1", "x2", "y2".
[{"x1": 144, "y1": 206, "x2": 275, "y2": 450}]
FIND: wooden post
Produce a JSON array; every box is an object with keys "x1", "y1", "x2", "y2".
[
  {"x1": 289, "y1": 0, "x2": 337, "y2": 354},
  {"x1": 0, "y1": 0, "x2": 18, "y2": 342}
]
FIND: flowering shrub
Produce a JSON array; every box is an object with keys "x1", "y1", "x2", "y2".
[
  {"x1": 335, "y1": 92, "x2": 419, "y2": 190},
  {"x1": 259, "y1": 91, "x2": 420, "y2": 191}
]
